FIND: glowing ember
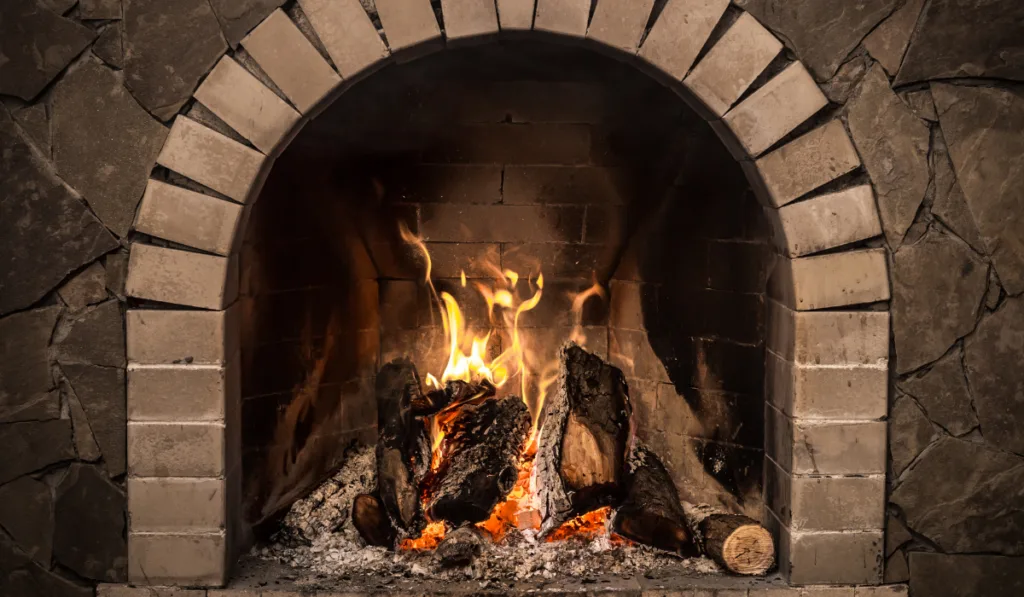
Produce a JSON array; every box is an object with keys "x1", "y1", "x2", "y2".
[
  {"x1": 397, "y1": 224, "x2": 610, "y2": 549},
  {"x1": 544, "y1": 507, "x2": 630, "y2": 545}
]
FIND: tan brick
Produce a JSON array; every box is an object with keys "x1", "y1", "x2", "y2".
[
  {"x1": 503, "y1": 166, "x2": 624, "y2": 205},
  {"x1": 586, "y1": 0, "x2": 655, "y2": 53},
  {"x1": 208, "y1": 590, "x2": 261, "y2": 597},
  {"x1": 375, "y1": 0, "x2": 442, "y2": 58},
  {"x1": 157, "y1": 118, "x2": 265, "y2": 203},
  {"x1": 774, "y1": 186, "x2": 883, "y2": 257},
  {"x1": 128, "y1": 532, "x2": 227, "y2": 586},
  {"x1": 684, "y1": 12, "x2": 783, "y2": 117},
  {"x1": 854, "y1": 586, "x2": 908, "y2": 596},
  {"x1": 609, "y1": 280, "x2": 644, "y2": 330},
  {"x1": 768, "y1": 300, "x2": 890, "y2": 365},
  {"x1": 128, "y1": 422, "x2": 225, "y2": 477},
  {"x1": 129, "y1": 477, "x2": 226, "y2": 532},
  {"x1": 723, "y1": 62, "x2": 828, "y2": 157},
  {"x1": 135, "y1": 180, "x2": 243, "y2": 256},
  {"x1": 126, "y1": 244, "x2": 237, "y2": 310},
  {"x1": 241, "y1": 9, "x2": 341, "y2": 114},
  {"x1": 420, "y1": 204, "x2": 584, "y2": 243},
  {"x1": 638, "y1": 0, "x2": 729, "y2": 81},
  {"x1": 441, "y1": 0, "x2": 499, "y2": 44},
  {"x1": 194, "y1": 56, "x2": 301, "y2": 155},
  {"x1": 297, "y1": 0, "x2": 390, "y2": 79},
  {"x1": 128, "y1": 362, "x2": 238, "y2": 421},
  {"x1": 127, "y1": 307, "x2": 239, "y2": 365},
  {"x1": 779, "y1": 525, "x2": 884, "y2": 585},
  {"x1": 767, "y1": 351, "x2": 888, "y2": 420},
  {"x1": 767, "y1": 404, "x2": 886, "y2": 474},
  {"x1": 496, "y1": 0, "x2": 535, "y2": 30},
  {"x1": 534, "y1": 0, "x2": 590, "y2": 37},
  {"x1": 747, "y1": 120, "x2": 862, "y2": 208},
  {"x1": 98, "y1": 585, "x2": 207, "y2": 597},
  {"x1": 750, "y1": 588, "x2": 856, "y2": 596},
  {"x1": 768, "y1": 248, "x2": 890, "y2": 311},
  {"x1": 767, "y1": 460, "x2": 885, "y2": 530}
]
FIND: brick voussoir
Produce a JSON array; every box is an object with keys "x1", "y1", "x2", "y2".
[{"x1": 156, "y1": 117, "x2": 266, "y2": 203}]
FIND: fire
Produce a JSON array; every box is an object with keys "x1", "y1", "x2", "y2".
[
  {"x1": 397, "y1": 224, "x2": 611, "y2": 548},
  {"x1": 544, "y1": 507, "x2": 630, "y2": 545}
]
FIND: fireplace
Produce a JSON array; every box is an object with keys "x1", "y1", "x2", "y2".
[{"x1": 16, "y1": 0, "x2": 999, "y2": 595}]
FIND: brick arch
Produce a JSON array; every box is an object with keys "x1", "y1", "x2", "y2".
[{"x1": 123, "y1": 0, "x2": 890, "y2": 588}]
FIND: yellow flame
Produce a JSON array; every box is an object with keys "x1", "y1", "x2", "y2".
[
  {"x1": 460, "y1": 270, "x2": 467, "y2": 287},
  {"x1": 569, "y1": 280, "x2": 606, "y2": 345}
]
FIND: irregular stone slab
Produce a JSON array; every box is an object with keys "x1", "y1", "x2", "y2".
[
  {"x1": 68, "y1": 387, "x2": 102, "y2": 462},
  {"x1": 62, "y1": 364, "x2": 127, "y2": 477},
  {"x1": 931, "y1": 130, "x2": 986, "y2": 254},
  {"x1": 54, "y1": 463, "x2": 127, "y2": 581},
  {"x1": 0, "y1": 0, "x2": 96, "y2": 100},
  {"x1": 55, "y1": 300, "x2": 126, "y2": 368},
  {"x1": 889, "y1": 394, "x2": 934, "y2": 476},
  {"x1": 104, "y1": 251, "x2": 129, "y2": 300},
  {"x1": 0, "y1": 419, "x2": 75, "y2": 484},
  {"x1": 862, "y1": 0, "x2": 925, "y2": 75},
  {"x1": 12, "y1": 103, "x2": 50, "y2": 157},
  {"x1": 52, "y1": 60, "x2": 168, "y2": 237},
  {"x1": 124, "y1": 0, "x2": 228, "y2": 120},
  {"x1": 93, "y1": 23, "x2": 124, "y2": 69},
  {"x1": 80, "y1": 0, "x2": 122, "y2": 20},
  {"x1": 899, "y1": 349, "x2": 979, "y2": 436},
  {"x1": 846, "y1": 64, "x2": 930, "y2": 249},
  {"x1": 821, "y1": 52, "x2": 871, "y2": 104},
  {"x1": 210, "y1": 0, "x2": 286, "y2": 46},
  {"x1": 902, "y1": 89, "x2": 937, "y2": 121},
  {"x1": 891, "y1": 229, "x2": 987, "y2": 374},
  {"x1": 910, "y1": 552, "x2": 1024, "y2": 597},
  {"x1": 932, "y1": 83, "x2": 1024, "y2": 295},
  {"x1": 42, "y1": 0, "x2": 78, "y2": 13},
  {"x1": 735, "y1": 0, "x2": 898, "y2": 80},
  {"x1": 57, "y1": 262, "x2": 108, "y2": 312},
  {"x1": 893, "y1": 437, "x2": 1024, "y2": 554},
  {"x1": 0, "y1": 476, "x2": 53, "y2": 566},
  {"x1": 985, "y1": 267, "x2": 1003, "y2": 310},
  {"x1": 0, "y1": 562, "x2": 93, "y2": 597},
  {"x1": 0, "y1": 306, "x2": 61, "y2": 423},
  {"x1": 896, "y1": 0, "x2": 1024, "y2": 85},
  {"x1": 965, "y1": 297, "x2": 1024, "y2": 455},
  {"x1": 0, "y1": 108, "x2": 119, "y2": 316}
]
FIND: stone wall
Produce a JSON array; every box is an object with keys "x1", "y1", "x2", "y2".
[{"x1": 1, "y1": 0, "x2": 1022, "y2": 595}]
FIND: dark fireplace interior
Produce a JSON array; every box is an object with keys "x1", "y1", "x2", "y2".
[{"x1": 236, "y1": 40, "x2": 772, "y2": 559}]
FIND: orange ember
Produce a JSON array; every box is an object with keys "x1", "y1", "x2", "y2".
[
  {"x1": 545, "y1": 506, "x2": 614, "y2": 543},
  {"x1": 399, "y1": 521, "x2": 447, "y2": 551}
]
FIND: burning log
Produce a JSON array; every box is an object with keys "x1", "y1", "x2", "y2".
[
  {"x1": 375, "y1": 358, "x2": 432, "y2": 537},
  {"x1": 352, "y1": 493, "x2": 396, "y2": 547},
  {"x1": 697, "y1": 514, "x2": 775, "y2": 575},
  {"x1": 412, "y1": 379, "x2": 496, "y2": 417},
  {"x1": 426, "y1": 395, "x2": 531, "y2": 527},
  {"x1": 535, "y1": 343, "x2": 632, "y2": 535},
  {"x1": 611, "y1": 443, "x2": 699, "y2": 556}
]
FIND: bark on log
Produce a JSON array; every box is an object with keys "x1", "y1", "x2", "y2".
[
  {"x1": 412, "y1": 379, "x2": 496, "y2": 417},
  {"x1": 698, "y1": 513, "x2": 774, "y2": 575},
  {"x1": 435, "y1": 526, "x2": 483, "y2": 567},
  {"x1": 425, "y1": 395, "x2": 531, "y2": 526},
  {"x1": 375, "y1": 358, "x2": 431, "y2": 537},
  {"x1": 352, "y1": 493, "x2": 396, "y2": 548},
  {"x1": 535, "y1": 343, "x2": 632, "y2": 535},
  {"x1": 611, "y1": 442, "x2": 699, "y2": 556}
]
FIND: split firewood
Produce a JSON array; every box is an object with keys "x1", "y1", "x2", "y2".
[
  {"x1": 697, "y1": 513, "x2": 774, "y2": 575},
  {"x1": 611, "y1": 442, "x2": 699, "y2": 556},
  {"x1": 426, "y1": 395, "x2": 531, "y2": 526},
  {"x1": 535, "y1": 343, "x2": 632, "y2": 536},
  {"x1": 352, "y1": 493, "x2": 396, "y2": 548},
  {"x1": 412, "y1": 379, "x2": 496, "y2": 416},
  {"x1": 375, "y1": 358, "x2": 431, "y2": 537}
]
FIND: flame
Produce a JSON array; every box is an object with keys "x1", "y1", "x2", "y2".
[
  {"x1": 544, "y1": 506, "x2": 629, "y2": 544},
  {"x1": 397, "y1": 226, "x2": 615, "y2": 548}
]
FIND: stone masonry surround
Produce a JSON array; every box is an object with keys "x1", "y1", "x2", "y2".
[{"x1": 2, "y1": 0, "x2": 1022, "y2": 596}]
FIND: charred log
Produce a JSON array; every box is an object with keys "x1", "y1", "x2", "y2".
[
  {"x1": 435, "y1": 526, "x2": 483, "y2": 568},
  {"x1": 535, "y1": 343, "x2": 632, "y2": 535},
  {"x1": 352, "y1": 493, "x2": 396, "y2": 548},
  {"x1": 698, "y1": 514, "x2": 774, "y2": 575},
  {"x1": 426, "y1": 396, "x2": 531, "y2": 527},
  {"x1": 375, "y1": 358, "x2": 431, "y2": 536},
  {"x1": 412, "y1": 379, "x2": 496, "y2": 417},
  {"x1": 611, "y1": 443, "x2": 699, "y2": 556}
]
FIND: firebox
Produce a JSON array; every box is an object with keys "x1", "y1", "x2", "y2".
[{"x1": 119, "y1": 1, "x2": 894, "y2": 593}]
